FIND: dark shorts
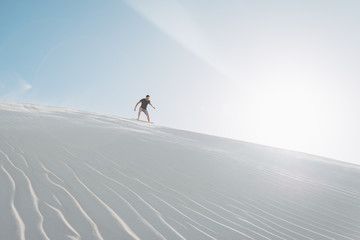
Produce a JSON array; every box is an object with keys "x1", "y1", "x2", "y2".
[{"x1": 140, "y1": 107, "x2": 148, "y2": 115}]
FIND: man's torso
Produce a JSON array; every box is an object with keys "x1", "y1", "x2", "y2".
[{"x1": 140, "y1": 98, "x2": 150, "y2": 109}]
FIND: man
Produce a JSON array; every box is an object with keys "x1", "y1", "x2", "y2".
[{"x1": 134, "y1": 95, "x2": 155, "y2": 122}]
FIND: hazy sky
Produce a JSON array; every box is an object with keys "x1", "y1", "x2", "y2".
[{"x1": 1, "y1": 0, "x2": 359, "y2": 164}]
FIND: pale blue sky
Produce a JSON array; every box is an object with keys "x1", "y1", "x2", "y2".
[{"x1": 1, "y1": 0, "x2": 359, "y2": 165}]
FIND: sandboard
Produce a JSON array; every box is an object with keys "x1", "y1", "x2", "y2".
[{"x1": 131, "y1": 118, "x2": 154, "y2": 124}]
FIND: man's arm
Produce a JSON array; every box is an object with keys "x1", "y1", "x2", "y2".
[
  {"x1": 150, "y1": 103, "x2": 155, "y2": 109},
  {"x1": 134, "y1": 101, "x2": 141, "y2": 111}
]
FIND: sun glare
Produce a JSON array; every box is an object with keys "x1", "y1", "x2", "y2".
[{"x1": 243, "y1": 80, "x2": 329, "y2": 150}]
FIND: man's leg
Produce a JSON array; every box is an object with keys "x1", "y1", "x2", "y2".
[
  {"x1": 146, "y1": 113, "x2": 150, "y2": 122},
  {"x1": 137, "y1": 108, "x2": 141, "y2": 120}
]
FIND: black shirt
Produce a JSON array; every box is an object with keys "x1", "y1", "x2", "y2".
[{"x1": 140, "y1": 98, "x2": 150, "y2": 109}]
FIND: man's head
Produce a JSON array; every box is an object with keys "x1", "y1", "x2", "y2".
[{"x1": 146, "y1": 95, "x2": 150, "y2": 100}]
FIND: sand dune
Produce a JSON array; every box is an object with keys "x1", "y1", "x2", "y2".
[{"x1": 0, "y1": 102, "x2": 359, "y2": 239}]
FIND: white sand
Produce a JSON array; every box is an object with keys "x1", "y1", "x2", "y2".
[{"x1": 0, "y1": 102, "x2": 359, "y2": 240}]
